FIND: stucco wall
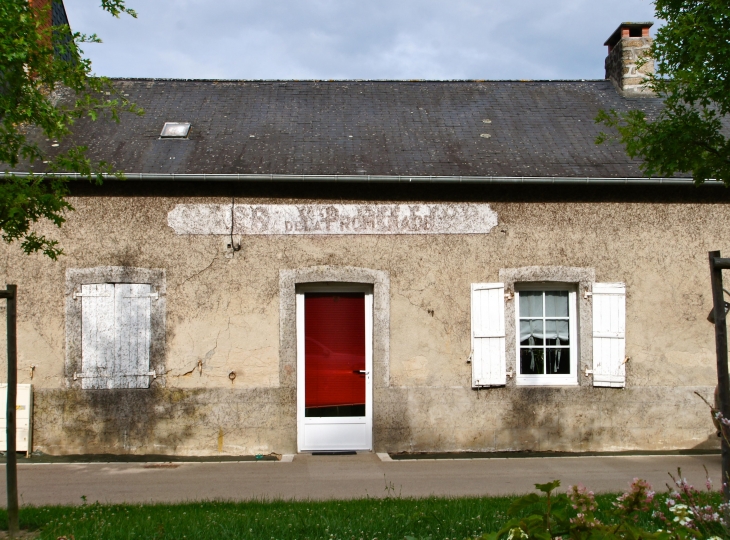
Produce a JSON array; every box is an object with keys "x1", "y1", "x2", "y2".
[{"x1": 0, "y1": 184, "x2": 724, "y2": 455}]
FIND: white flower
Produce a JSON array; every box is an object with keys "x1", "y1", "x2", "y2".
[
  {"x1": 506, "y1": 527, "x2": 528, "y2": 540},
  {"x1": 669, "y1": 504, "x2": 693, "y2": 526}
]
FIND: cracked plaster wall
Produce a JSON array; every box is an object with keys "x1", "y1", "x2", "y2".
[{"x1": 0, "y1": 192, "x2": 725, "y2": 455}]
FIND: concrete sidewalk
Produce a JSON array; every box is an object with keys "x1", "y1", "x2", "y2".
[{"x1": 0, "y1": 453, "x2": 720, "y2": 506}]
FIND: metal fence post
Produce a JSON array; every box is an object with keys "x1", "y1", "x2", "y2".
[
  {"x1": 4, "y1": 285, "x2": 18, "y2": 536},
  {"x1": 0, "y1": 285, "x2": 18, "y2": 535},
  {"x1": 709, "y1": 252, "x2": 730, "y2": 503}
]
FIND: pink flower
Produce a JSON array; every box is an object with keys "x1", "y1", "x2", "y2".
[
  {"x1": 568, "y1": 484, "x2": 599, "y2": 527},
  {"x1": 614, "y1": 478, "x2": 655, "y2": 518}
]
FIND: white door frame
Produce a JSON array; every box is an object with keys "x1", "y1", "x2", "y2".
[{"x1": 296, "y1": 283, "x2": 373, "y2": 452}]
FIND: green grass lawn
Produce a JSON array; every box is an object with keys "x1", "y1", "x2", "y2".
[{"x1": 0, "y1": 492, "x2": 704, "y2": 540}]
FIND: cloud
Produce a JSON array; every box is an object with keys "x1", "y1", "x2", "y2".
[{"x1": 64, "y1": 0, "x2": 656, "y2": 79}]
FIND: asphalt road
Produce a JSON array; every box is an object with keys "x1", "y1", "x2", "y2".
[{"x1": 0, "y1": 453, "x2": 720, "y2": 506}]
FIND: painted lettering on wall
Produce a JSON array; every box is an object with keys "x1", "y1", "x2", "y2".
[{"x1": 167, "y1": 204, "x2": 498, "y2": 235}]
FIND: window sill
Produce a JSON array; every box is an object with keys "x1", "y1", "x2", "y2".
[{"x1": 515, "y1": 377, "x2": 578, "y2": 387}]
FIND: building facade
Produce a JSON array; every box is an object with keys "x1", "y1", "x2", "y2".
[{"x1": 2, "y1": 23, "x2": 725, "y2": 456}]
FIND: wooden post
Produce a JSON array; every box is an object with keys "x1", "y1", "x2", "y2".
[{"x1": 709, "y1": 252, "x2": 730, "y2": 503}]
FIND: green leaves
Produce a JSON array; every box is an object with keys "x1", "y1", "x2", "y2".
[
  {"x1": 653, "y1": 0, "x2": 730, "y2": 114},
  {"x1": 507, "y1": 494, "x2": 540, "y2": 517},
  {"x1": 597, "y1": 0, "x2": 730, "y2": 186},
  {"x1": 0, "y1": 173, "x2": 72, "y2": 260},
  {"x1": 535, "y1": 481, "x2": 561, "y2": 494},
  {"x1": 100, "y1": 0, "x2": 138, "y2": 18},
  {"x1": 0, "y1": 0, "x2": 141, "y2": 258},
  {"x1": 482, "y1": 476, "x2": 728, "y2": 540},
  {"x1": 496, "y1": 481, "x2": 573, "y2": 539}
]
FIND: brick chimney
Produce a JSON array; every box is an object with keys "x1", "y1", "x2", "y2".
[
  {"x1": 28, "y1": 0, "x2": 52, "y2": 35},
  {"x1": 28, "y1": 0, "x2": 71, "y2": 31},
  {"x1": 604, "y1": 22, "x2": 655, "y2": 96},
  {"x1": 28, "y1": 0, "x2": 73, "y2": 61}
]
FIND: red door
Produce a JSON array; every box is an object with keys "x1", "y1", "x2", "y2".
[{"x1": 304, "y1": 293, "x2": 366, "y2": 418}]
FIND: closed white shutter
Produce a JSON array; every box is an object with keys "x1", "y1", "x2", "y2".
[
  {"x1": 80, "y1": 283, "x2": 153, "y2": 389},
  {"x1": 114, "y1": 284, "x2": 152, "y2": 389},
  {"x1": 471, "y1": 283, "x2": 506, "y2": 387},
  {"x1": 81, "y1": 283, "x2": 115, "y2": 389},
  {"x1": 592, "y1": 282, "x2": 626, "y2": 388}
]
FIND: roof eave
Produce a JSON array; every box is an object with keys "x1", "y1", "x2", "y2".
[{"x1": 3, "y1": 172, "x2": 712, "y2": 186}]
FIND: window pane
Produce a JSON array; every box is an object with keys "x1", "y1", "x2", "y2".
[
  {"x1": 520, "y1": 319, "x2": 544, "y2": 346},
  {"x1": 545, "y1": 291, "x2": 569, "y2": 317},
  {"x1": 520, "y1": 348, "x2": 544, "y2": 374},
  {"x1": 306, "y1": 404, "x2": 365, "y2": 417},
  {"x1": 546, "y1": 348, "x2": 570, "y2": 374},
  {"x1": 305, "y1": 294, "x2": 365, "y2": 416},
  {"x1": 519, "y1": 291, "x2": 543, "y2": 317},
  {"x1": 545, "y1": 320, "x2": 570, "y2": 346}
]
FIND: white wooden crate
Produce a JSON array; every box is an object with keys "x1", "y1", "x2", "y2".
[{"x1": 0, "y1": 384, "x2": 33, "y2": 456}]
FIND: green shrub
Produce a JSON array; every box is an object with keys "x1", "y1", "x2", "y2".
[{"x1": 480, "y1": 471, "x2": 728, "y2": 540}]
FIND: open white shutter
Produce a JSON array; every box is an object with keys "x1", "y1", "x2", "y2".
[
  {"x1": 81, "y1": 283, "x2": 115, "y2": 389},
  {"x1": 592, "y1": 283, "x2": 626, "y2": 388},
  {"x1": 115, "y1": 284, "x2": 152, "y2": 389},
  {"x1": 471, "y1": 283, "x2": 506, "y2": 387}
]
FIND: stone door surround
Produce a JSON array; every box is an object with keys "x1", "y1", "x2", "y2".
[{"x1": 279, "y1": 266, "x2": 390, "y2": 389}]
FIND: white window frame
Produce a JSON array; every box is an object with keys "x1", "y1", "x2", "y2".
[
  {"x1": 296, "y1": 283, "x2": 373, "y2": 452},
  {"x1": 514, "y1": 283, "x2": 578, "y2": 386}
]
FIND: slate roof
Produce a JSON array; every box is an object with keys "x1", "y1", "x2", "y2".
[{"x1": 43, "y1": 79, "x2": 665, "y2": 178}]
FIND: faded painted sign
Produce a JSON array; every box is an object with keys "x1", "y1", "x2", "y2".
[{"x1": 167, "y1": 204, "x2": 498, "y2": 235}]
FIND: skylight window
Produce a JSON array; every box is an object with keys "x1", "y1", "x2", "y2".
[{"x1": 160, "y1": 122, "x2": 191, "y2": 138}]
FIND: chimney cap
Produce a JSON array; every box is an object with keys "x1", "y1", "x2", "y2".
[{"x1": 604, "y1": 22, "x2": 654, "y2": 48}]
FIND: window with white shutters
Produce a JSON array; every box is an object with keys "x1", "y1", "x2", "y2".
[
  {"x1": 470, "y1": 283, "x2": 506, "y2": 387},
  {"x1": 592, "y1": 283, "x2": 626, "y2": 388},
  {"x1": 79, "y1": 283, "x2": 156, "y2": 389},
  {"x1": 514, "y1": 284, "x2": 578, "y2": 386}
]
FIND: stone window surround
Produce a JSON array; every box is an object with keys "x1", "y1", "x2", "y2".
[
  {"x1": 279, "y1": 266, "x2": 390, "y2": 389},
  {"x1": 65, "y1": 266, "x2": 167, "y2": 389},
  {"x1": 499, "y1": 266, "x2": 595, "y2": 387}
]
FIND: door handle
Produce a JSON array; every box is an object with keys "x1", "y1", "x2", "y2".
[{"x1": 354, "y1": 370, "x2": 369, "y2": 374}]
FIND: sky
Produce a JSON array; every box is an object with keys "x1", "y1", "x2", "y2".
[{"x1": 62, "y1": 0, "x2": 657, "y2": 81}]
